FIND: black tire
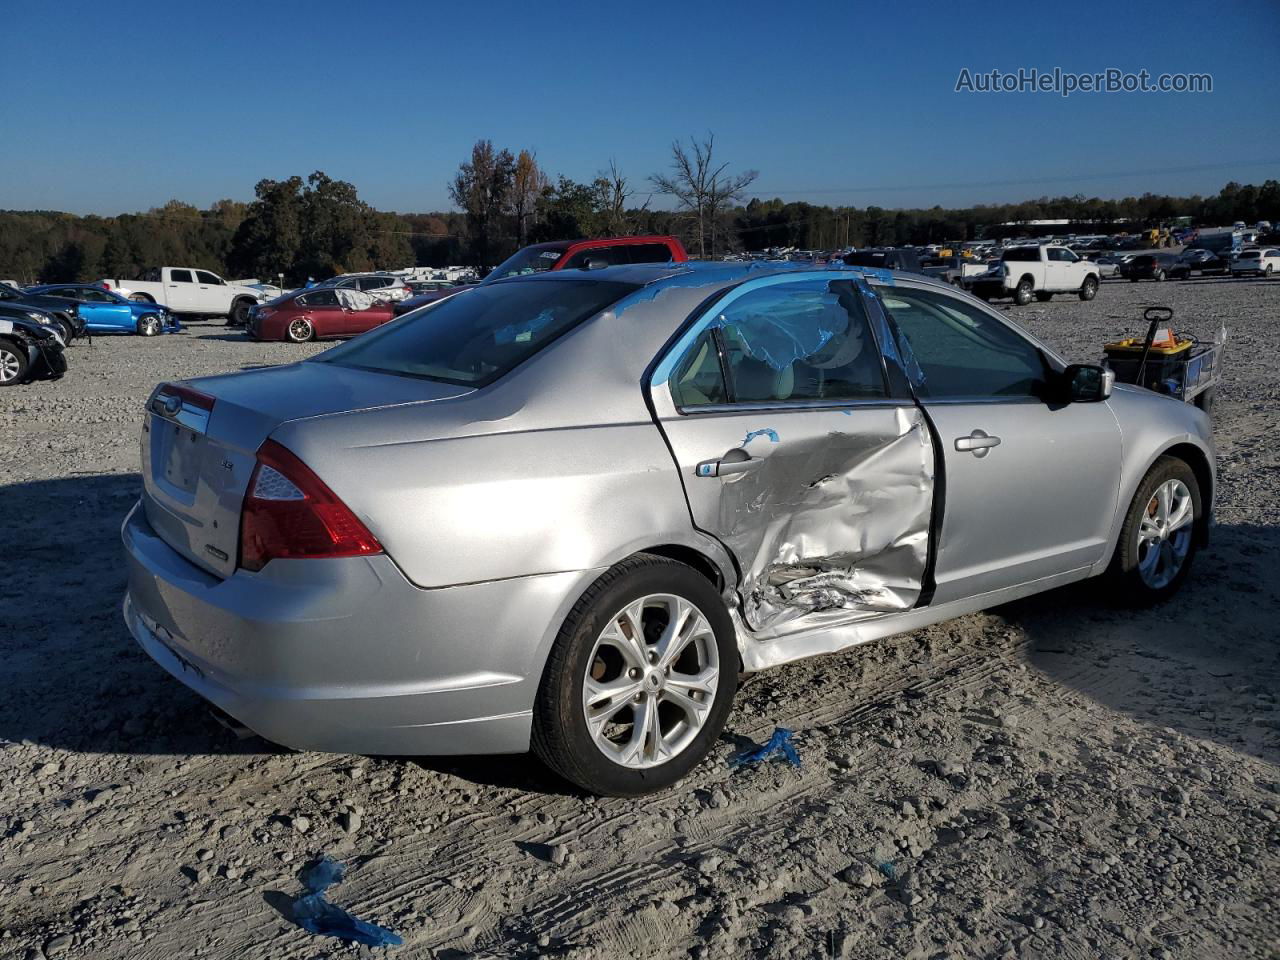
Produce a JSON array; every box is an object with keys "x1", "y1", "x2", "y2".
[
  {"x1": 1266, "y1": 264, "x2": 1274, "y2": 277},
  {"x1": 1013, "y1": 278, "x2": 1034, "y2": 305},
  {"x1": 228, "y1": 299, "x2": 253, "y2": 327},
  {"x1": 0, "y1": 338, "x2": 29, "y2": 385},
  {"x1": 136, "y1": 315, "x2": 161, "y2": 337},
  {"x1": 54, "y1": 318, "x2": 75, "y2": 343},
  {"x1": 1154, "y1": 269, "x2": 1166, "y2": 282},
  {"x1": 1105, "y1": 456, "x2": 1201, "y2": 606},
  {"x1": 1079, "y1": 276, "x2": 1099, "y2": 301},
  {"x1": 1194, "y1": 387, "x2": 1215, "y2": 417},
  {"x1": 1034, "y1": 291, "x2": 1053, "y2": 302},
  {"x1": 531, "y1": 553, "x2": 738, "y2": 796},
  {"x1": 286, "y1": 317, "x2": 314, "y2": 343}
]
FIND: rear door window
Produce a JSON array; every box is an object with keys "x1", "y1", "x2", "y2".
[
  {"x1": 624, "y1": 243, "x2": 676, "y2": 264},
  {"x1": 169, "y1": 269, "x2": 194, "y2": 283}
]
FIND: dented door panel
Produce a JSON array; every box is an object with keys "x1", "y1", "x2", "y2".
[{"x1": 658, "y1": 405, "x2": 935, "y2": 634}]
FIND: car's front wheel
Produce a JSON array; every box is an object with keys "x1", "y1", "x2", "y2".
[
  {"x1": 0, "y1": 339, "x2": 29, "y2": 385},
  {"x1": 228, "y1": 299, "x2": 253, "y2": 326},
  {"x1": 532, "y1": 554, "x2": 738, "y2": 796},
  {"x1": 136, "y1": 315, "x2": 161, "y2": 337},
  {"x1": 1106, "y1": 456, "x2": 1201, "y2": 605}
]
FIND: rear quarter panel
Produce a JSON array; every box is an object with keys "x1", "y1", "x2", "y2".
[{"x1": 270, "y1": 283, "x2": 733, "y2": 590}]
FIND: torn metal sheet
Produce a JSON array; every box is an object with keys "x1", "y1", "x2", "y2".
[{"x1": 719, "y1": 406, "x2": 934, "y2": 635}]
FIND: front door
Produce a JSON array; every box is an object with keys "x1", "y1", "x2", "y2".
[
  {"x1": 72, "y1": 287, "x2": 134, "y2": 329},
  {"x1": 194, "y1": 271, "x2": 227, "y2": 312},
  {"x1": 876, "y1": 282, "x2": 1122, "y2": 604},
  {"x1": 650, "y1": 275, "x2": 936, "y2": 637}
]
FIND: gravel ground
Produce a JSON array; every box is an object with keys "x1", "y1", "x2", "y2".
[{"x1": 0, "y1": 275, "x2": 1277, "y2": 960}]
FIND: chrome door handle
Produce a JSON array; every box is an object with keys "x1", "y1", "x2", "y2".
[
  {"x1": 955, "y1": 429, "x2": 1001, "y2": 458},
  {"x1": 696, "y1": 447, "x2": 761, "y2": 478}
]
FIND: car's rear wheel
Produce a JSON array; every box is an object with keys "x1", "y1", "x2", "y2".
[
  {"x1": 1079, "y1": 276, "x2": 1098, "y2": 301},
  {"x1": 1013, "y1": 278, "x2": 1034, "y2": 305},
  {"x1": 286, "y1": 317, "x2": 314, "y2": 343},
  {"x1": 1105, "y1": 456, "x2": 1201, "y2": 605},
  {"x1": 532, "y1": 554, "x2": 737, "y2": 796},
  {"x1": 1154, "y1": 269, "x2": 1166, "y2": 281},
  {"x1": 0, "y1": 339, "x2": 28, "y2": 385},
  {"x1": 136, "y1": 315, "x2": 161, "y2": 337}
]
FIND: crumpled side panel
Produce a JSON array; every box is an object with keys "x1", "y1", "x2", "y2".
[{"x1": 722, "y1": 406, "x2": 934, "y2": 634}]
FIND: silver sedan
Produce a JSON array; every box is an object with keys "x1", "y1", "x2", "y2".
[{"x1": 122, "y1": 263, "x2": 1213, "y2": 795}]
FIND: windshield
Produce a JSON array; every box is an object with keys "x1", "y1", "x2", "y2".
[
  {"x1": 314, "y1": 278, "x2": 636, "y2": 386},
  {"x1": 487, "y1": 244, "x2": 569, "y2": 281}
]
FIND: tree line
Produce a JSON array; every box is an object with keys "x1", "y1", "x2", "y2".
[{"x1": 2, "y1": 138, "x2": 1277, "y2": 284}]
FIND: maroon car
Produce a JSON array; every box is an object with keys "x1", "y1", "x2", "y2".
[
  {"x1": 246, "y1": 288, "x2": 398, "y2": 343},
  {"x1": 394, "y1": 235, "x2": 688, "y2": 316}
]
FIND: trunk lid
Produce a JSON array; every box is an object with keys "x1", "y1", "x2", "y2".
[{"x1": 140, "y1": 361, "x2": 472, "y2": 578}]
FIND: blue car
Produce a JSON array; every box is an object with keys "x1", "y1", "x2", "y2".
[{"x1": 24, "y1": 284, "x2": 182, "y2": 336}]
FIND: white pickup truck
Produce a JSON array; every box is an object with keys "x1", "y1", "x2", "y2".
[
  {"x1": 100, "y1": 268, "x2": 266, "y2": 325},
  {"x1": 970, "y1": 245, "x2": 1100, "y2": 305}
]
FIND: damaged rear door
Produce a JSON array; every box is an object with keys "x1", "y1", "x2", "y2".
[{"x1": 649, "y1": 274, "x2": 935, "y2": 637}]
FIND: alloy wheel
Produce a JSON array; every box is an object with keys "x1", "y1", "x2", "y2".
[
  {"x1": 0, "y1": 347, "x2": 21, "y2": 382},
  {"x1": 1136, "y1": 478, "x2": 1194, "y2": 589},
  {"x1": 288, "y1": 319, "x2": 312, "y2": 342},
  {"x1": 581, "y1": 593, "x2": 720, "y2": 769}
]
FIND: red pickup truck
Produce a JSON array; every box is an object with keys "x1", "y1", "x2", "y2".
[{"x1": 394, "y1": 235, "x2": 689, "y2": 315}]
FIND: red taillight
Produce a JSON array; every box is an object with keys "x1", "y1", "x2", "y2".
[
  {"x1": 159, "y1": 382, "x2": 216, "y2": 412},
  {"x1": 103, "y1": 281, "x2": 111, "y2": 290},
  {"x1": 238, "y1": 439, "x2": 382, "y2": 572}
]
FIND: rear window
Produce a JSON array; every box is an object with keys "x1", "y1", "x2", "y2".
[
  {"x1": 314, "y1": 278, "x2": 637, "y2": 386},
  {"x1": 1001, "y1": 248, "x2": 1040, "y2": 262}
]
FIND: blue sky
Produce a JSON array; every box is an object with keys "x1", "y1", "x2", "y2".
[{"x1": 3, "y1": 0, "x2": 1277, "y2": 215}]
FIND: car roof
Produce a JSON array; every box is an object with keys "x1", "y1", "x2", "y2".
[{"x1": 486, "y1": 259, "x2": 948, "y2": 294}]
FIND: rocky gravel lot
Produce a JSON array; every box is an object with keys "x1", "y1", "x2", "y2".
[{"x1": 0, "y1": 275, "x2": 1277, "y2": 960}]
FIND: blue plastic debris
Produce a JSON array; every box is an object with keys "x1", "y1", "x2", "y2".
[
  {"x1": 742, "y1": 427, "x2": 780, "y2": 446},
  {"x1": 877, "y1": 861, "x2": 897, "y2": 881},
  {"x1": 729, "y1": 727, "x2": 802, "y2": 768},
  {"x1": 291, "y1": 856, "x2": 403, "y2": 948}
]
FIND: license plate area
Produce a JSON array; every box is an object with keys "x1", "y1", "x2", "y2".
[{"x1": 149, "y1": 412, "x2": 204, "y2": 497}]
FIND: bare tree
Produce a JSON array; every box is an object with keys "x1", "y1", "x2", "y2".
[
  {"x1": 509, "y1": 150, "x2": 548, "y2": 246},
  {"x1": 594, "y1": 159, "x2": 646, "y2": 237},
  {"x1": 649, "y1": 133, "x2": 757, "y2": 258}
]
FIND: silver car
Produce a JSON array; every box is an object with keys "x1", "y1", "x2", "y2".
[{"x1": 122, "y1": 264, "x2": 1213, "y2": 795}]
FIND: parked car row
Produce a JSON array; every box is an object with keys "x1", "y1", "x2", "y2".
[{"x1": 247, "y1": 236, "x2": 689, "y2": 342}]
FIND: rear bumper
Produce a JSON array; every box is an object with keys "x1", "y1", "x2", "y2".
[{"x1": 121, "y1": 500, "x2": 595, "y2": 756}]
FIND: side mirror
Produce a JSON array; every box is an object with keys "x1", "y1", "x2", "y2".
[{"x1": 1063, "y1": 363, "x2": 1113, "y2": 403}]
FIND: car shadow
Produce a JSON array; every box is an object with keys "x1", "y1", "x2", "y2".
[
  {"x1": 0, "y1": 472, "x2": 276, "y2": 756},
  {"x1": 993, "y1": 522, "x2": 1280, "y2": 765}
]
